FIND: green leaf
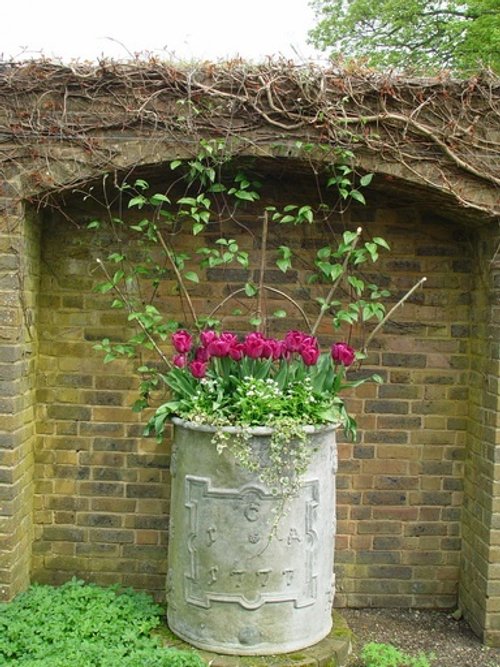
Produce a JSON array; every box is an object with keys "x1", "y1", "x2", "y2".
[
  {"x1": 329, "y1": 264, "x2": 344, "y2": 281},
  {"x1": 237, "y1": 252, "x2": 249, "y2": 267},
  {"x1": 276, "y1": 258, "x2": 291, "y2": 272},
  {"x1": 132, "y1": 398, "x2": 149, "y2": 412},
  {"x1": 343, "y1": 230, "x2": 359, "y2": 245},
  {"x1": 128, "y1": 195, "x2": 146, "y2": 209},
  {"x1": 365, "y1": 242, "x2": 379, "y2": 262},
  {"x1": 177, "y1": 197, "x2": 197, "y2": 206},
  {"x1": 184, "y1": 271, "x2": 199, "y2": 283},
  {"x1": 170, "y1": 159, "x2": 182, "y2": 170},
  {"x1": 244, "y1": 282, "x2": 257, "y2": 297},
  {"x1": 316, "y1": 261, "x2": 332, "y2": 276},
  {"x1": 192, "y1": 222, "x2": 204, "y2": 235},
  {"x1": 360, "y1": 173, "x2": 374, "y2": 187},
  {"x1": 234, "y1": 190, "x2": 258, "y2": 201},
  {"x1": 95, "y1": 282, "x2": 114, "y2": 294},
  {"x1": 347, "y1": 276, "x2": 365, "y2": 295},
  {"x1": 87, "y1": 220, "x2": 100, "y2": 229},
  {"x1": 273, "y1": 310, "x2": 287, "y2": 318},
  {"x1": 350, "y1": 190, "x2": 366, "y2": 205},
  {"x1": 373, "y1": 236, "x2": 391, "y2": 250},
  {"x1": 208, "y1": 183, "x2": 226, "y2": 193},
  {"x1": 149, "y1": 193, "x2": 171, "y2": 205},
  {"x1": 299, "y1": 206, "x2": 314, "y2": 223},
  {"x1": 108, "y1": 253, "x2": 125, "y2": 263}
]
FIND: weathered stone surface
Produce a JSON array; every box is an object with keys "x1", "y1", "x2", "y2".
[{"x1": 159, "y1": 611, "x2": 352, "y2": 666}]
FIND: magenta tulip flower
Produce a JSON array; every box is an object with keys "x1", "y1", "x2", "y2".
[
  {"x1": 172, "y1": 329, "x2": 192, "y2": 354},
  {"x1": 189, "y1": 360, "x2": 208, "y2": 379},
  {"x1": 331, "y1": 342, "x2": 356, "y2": 367}
]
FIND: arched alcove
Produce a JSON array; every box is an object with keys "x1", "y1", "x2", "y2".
[{"x1": 0, "y1": 61, "x2": 498, "y2": 643}]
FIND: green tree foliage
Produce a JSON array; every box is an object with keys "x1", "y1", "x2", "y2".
[{"x1": 309, "y1": 0, "x2": 500, "y2": 73}]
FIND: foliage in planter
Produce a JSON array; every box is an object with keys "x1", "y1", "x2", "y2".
[
  {"x1": 89, "y1": 139, "x2": 424, "y2": 496},
  {"x1": 0, "y1": 578, "x2": 205, "y2": 666}
]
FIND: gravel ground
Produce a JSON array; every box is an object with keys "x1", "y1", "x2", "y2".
[{"x1": 342, "y1": 608, "x2": 500, "y2": 667}]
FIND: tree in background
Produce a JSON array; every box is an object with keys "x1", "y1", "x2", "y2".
[{"x1": 308, "y1": 0, "x2": 500, "y2": 74}]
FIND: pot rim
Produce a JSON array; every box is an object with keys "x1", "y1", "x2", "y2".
[{"x1": 172, "y1": 416, "x2": 339, "y2": 436}]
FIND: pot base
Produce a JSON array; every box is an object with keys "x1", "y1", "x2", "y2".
[
  {"x1": 167, "y1": 612, "x2": 332, "y2": 655},
  {"x1": 161, "y1": 611, "x2": 352, "y2": 665}
]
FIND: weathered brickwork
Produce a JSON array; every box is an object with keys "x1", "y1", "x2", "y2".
[
  {"x1": 460, "y1": 226, "x2": 500, "y2": 644},
  {"x1": 29, "y1": 173, "x2": 470, "y2": 608},
  {"x1": 0, "y1": 190, "x2": 39, "y2": 600},
  {"x1": 0, "y1": 154, "x2": 498, "y2": 644},
  {"x1": 334, "y1": 210, "x2": 470, "y2": 610}
]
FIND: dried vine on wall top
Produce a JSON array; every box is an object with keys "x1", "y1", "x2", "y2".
[{"x1": 0, "y1": 59, "x2": 498, "y2": 219}]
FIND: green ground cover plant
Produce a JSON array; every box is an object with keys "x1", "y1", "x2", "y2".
[
  {"x1": 361, "y1": 642, "x2": 434, "y2": 667},
  {"x1": 0, "y1": 579, "x2": 205, "y2": 666}
]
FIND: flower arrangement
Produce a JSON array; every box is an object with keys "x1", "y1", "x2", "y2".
[
  {"x1": 156, "y1": 328, "x2": 358, "y2": 433},
  {"x1": 90, "y1": 140, "x2": 425, "y2": 499},
  {"x1": 150, "y1": 328, "x2": 366, "y2": 497}
]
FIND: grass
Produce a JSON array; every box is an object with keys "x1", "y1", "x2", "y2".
[{"x1": 0, "y1": 578, "x2": 205, "y2": 666}]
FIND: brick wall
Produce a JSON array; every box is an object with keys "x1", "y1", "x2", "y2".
[
  {"x1": 0, "y1": 190, "x2": 39, "y2": 600},
  {"x1": 33, "y1": 207, "x2": 170, "y2": 594},
  {"x1": 334, "y1": 209, "x2": 469, "y2": 609},
  {"x1": 460, "y1": 226, "x2": 500, "y2": 643},
  {"x1": 31, "y1": 171, "x2": 471, "y2": 607}
]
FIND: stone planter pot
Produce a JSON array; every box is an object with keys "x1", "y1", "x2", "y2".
[{"x1": 166, "y1": 418, "x2": 338, "y2": 656}]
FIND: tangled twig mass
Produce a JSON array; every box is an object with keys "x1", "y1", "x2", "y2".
[{"x1": 0, "y1": 59, "x2": 497, "y2": 219}]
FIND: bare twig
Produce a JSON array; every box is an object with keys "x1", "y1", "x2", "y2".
[
  {"x1": 256, "y1": 211, "x2": 269, "y2": 332},
  {"x1": 0, "y1": 60, "x2": 497, "y2": 219},
  {"x1": 363, "y1": 277, "x2": 428, "y2": 352}
]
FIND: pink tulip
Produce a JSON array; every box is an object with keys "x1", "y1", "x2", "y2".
[
  {"x1": 173, "y1": 354, "x2": 187, "y2": 368},
  {"x1": 331, "y1": 342, "x2": 356, "y2": 367},
  {"x1": 243, "y1": 332, "x2": 266, "y2": 359},
  {"x1": 301, "y1": 346, "x2": 320, "y2": 366},
  {"x1": 229, "y1": 342, "x2": 244, "y2": 361},
  {"x1": 195, "y1": 346, "x2": 210, "y2": 363},
  {"x1": 284, "y1": 330, "x2": 306, "y2": 353},
  {"x1": 172, "y1": 329, "x2": 192, "y2": 354},
  {"x1": 189, "y1": 360, "x2": 208, "y2": 379},
  {"x1": 207, "y1": 338, "x2": 231, "y2": 357},
  {"x1": 200, "y1": 330, "x2": 218, "y2": 348}
]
